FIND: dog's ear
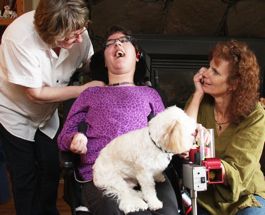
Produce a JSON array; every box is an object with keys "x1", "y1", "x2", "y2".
[{"x1": 162, "y1": 120, "x2": 189, "y2": 154}]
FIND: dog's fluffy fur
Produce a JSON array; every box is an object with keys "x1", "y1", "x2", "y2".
[{"x1": 93, "y1": 106, "x2": 196, "y2": 214}]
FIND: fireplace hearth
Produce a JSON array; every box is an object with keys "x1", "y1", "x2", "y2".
[{"x1": 136, "y1": 35, "x2": 265, "y2": 108}]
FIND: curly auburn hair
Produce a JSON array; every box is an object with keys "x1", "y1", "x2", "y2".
[{"x1": 209, "y1": 40, "x2": 260, "y2": 123}]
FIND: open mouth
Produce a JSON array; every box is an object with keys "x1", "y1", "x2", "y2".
[
  {"x1": 115, "y1": 50, "x2": 125, "y2": 58},
  {"x1": 203, "y1": 82, "x2": 211, "y2": 86}
]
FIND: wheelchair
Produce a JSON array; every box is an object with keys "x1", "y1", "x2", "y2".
[
  {"x1": 59, "y1": 50, "x2": 185, "y2": 214},
  {"x1": 59, "y1": 109, "x2": 185, "y2": 215},
  {"x1": 59, "y1": 116, "x2": 93, "y2": 215},
  {"x1": 59, "y1": 101, "x2": 185, "y2": 215},
  {"x1": 60, "y1": 149, "x2": 185, "y2": 215},
  {"x1": 61, "y1": 154, "x2": 93, "y2": 215}
]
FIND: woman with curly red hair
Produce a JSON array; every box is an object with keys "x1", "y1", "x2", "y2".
[{"x1": 185, "y1": 40, "x2": 265, "y2": 215}]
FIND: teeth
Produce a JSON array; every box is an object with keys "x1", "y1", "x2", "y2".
[{"x1": 116, "y1": 51, "x2": 125, "y2": 58}]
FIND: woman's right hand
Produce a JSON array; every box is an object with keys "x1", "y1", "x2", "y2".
[
  {"x1": 70, "y1": 133, "x2": 88, "y2": 154},
  {"x1": 83, "y1": 80, "x2": 105, "y2": 89},
  {"x1": 193, "y1": 67, "x2": 207, "y2": 96},
  {"x1": 78, "y1": 80, "x2": 105, "y2": 95}
]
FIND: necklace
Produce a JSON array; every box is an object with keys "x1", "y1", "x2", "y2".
[
  {"x1": 215, "y1": 119, "x2": 230, "y2": 131},
  {"x1": 108, "y1": 81, "x2": 134, "y2": 86},
  {"x1": 214, "y1": 108, "x2": 230, "y2": 131}
]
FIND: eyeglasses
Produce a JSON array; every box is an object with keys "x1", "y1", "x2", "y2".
[
  {"x1": 63, "y1": 27, "x2": 87, "y2": 42},
  {"x1": 105, "y1": 36, "x2": 132, "y2": 48}
]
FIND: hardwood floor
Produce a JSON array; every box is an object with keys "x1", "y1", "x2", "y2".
[{"x1": 0, "y1": 180, "x2": 72, "y2": 215}]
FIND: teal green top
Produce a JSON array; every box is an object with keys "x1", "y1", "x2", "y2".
[{"x1": 196, "y1": 96, "x2": 265, "y2": 215}]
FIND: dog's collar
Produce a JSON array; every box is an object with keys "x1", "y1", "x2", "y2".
[{"x1": 148, "y1": 130, "x2": 172, "y2": 156}]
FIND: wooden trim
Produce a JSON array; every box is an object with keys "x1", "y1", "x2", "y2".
[
  {"x1": 0, "y1": 18, "x2": 15, "y2": 25},
  {"x1": 16, "y1": 0, "x2": 24, "y2": 16},
  {"x1": 0, "y1": 0, "x2": 24, "y2": 26}
]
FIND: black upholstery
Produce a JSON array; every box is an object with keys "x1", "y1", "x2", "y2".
[
  {"x1": 60, "y1": 151, "x2": 92, "y2": 215},
  {"x1": 59, "y1": 103, "x2": 92, "y2": 215}
]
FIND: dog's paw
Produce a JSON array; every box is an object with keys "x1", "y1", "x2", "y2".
[
  {"x1": 154, "y1": 173, "x2": 165, "y2": 182},
  {"x1": 147, "y1": 198, "x2": 163, "y2": 211},
  {"x1": 119, "y1": 196, "x2": 148, "y2": 214},
  {"x1": 131, "y1": 190, "x2": 144, "y2": 199}
]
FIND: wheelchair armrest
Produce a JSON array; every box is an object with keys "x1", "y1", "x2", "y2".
[
  {"x1": 59, "y1": 121, "x2": 87, "y2": 170},
  {"x1": 60, "y1": 151, "x2": 80, "y2": 169}
]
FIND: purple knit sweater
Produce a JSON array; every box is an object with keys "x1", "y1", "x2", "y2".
[{"x1": 57, "y1": 86, "x2": 164, "y2": 180}]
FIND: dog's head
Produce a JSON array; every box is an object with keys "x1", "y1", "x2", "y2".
[{"x1": 148, "y1": 106, "x2": 196, "y2": 154}]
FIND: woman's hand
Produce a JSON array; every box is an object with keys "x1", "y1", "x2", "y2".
[
  {"x1": 70, "y1": 133, "x2": 88, "y2": 154},
  {"x1": 193, "y1": 67, "x2": 207, "y2": 96},
  {"x1": 81, "y1": 80, "x2": 105, "y2": 91},
  {"x1": 179, "y1": 151, "x2": 190, "y2": 160}
]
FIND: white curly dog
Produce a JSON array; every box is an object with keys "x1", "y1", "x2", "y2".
[{"x1": 93, "y1": 106, "x2": 196, "y2": 214}]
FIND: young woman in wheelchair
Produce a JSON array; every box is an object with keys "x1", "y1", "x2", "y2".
[{"x1": 58, "y1": 25, "x2": 180, "y2": 215}]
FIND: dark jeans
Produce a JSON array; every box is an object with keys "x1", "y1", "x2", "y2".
[
  {"x1": 0, "y1": 140, "x2": 10, "y2": 204},
  {"x1": 81, "y1": 176, "x2": 179, "y2": 215},
  {"x1": 0, "y1": 124, "x2": 60, "y2": 215},
  {"x1": 197, "y1": 205, "x2": 211, "y2": 215},
  {"x1": 197, "y1": 195, "x2": 265, "y2": 215},
  {"x1": 236, "y1": 195, "x2": 265, "y2": 215}
]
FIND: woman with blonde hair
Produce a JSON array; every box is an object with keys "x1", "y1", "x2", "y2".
[{"x1": 0, "y1": 0, "x2": 103, "y2": 214}]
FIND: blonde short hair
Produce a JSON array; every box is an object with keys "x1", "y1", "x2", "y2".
[{"x1": 34, "y1": 0, "x2": 90, "y2": 47}]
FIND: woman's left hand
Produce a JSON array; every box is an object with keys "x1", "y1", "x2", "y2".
[{"x1": 193, "y1": 67, "x2": 207, "y2": 96}]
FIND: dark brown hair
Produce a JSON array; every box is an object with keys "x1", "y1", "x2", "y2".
[
  {"x1": 104, "y1": 25, "x2": 140, "y2": 52},
  {"x1": 90, "y1": 25, "x2": 146, "y2": 85}
]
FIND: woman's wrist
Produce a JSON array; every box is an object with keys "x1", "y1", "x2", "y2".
[
  {"x1": 192, "y1": 91, "x2": 204, "y2": 104},
  {"x1": 193, "y1": 90, "x2": 204, "y2": 98}
]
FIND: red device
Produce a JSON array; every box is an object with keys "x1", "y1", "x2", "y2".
[
  {"x1": 189, "y1": 147, "x2": 224, "y2": 184},
  {"x1": 201, "y1": 158, "x2": 224, "y2": 184}
]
